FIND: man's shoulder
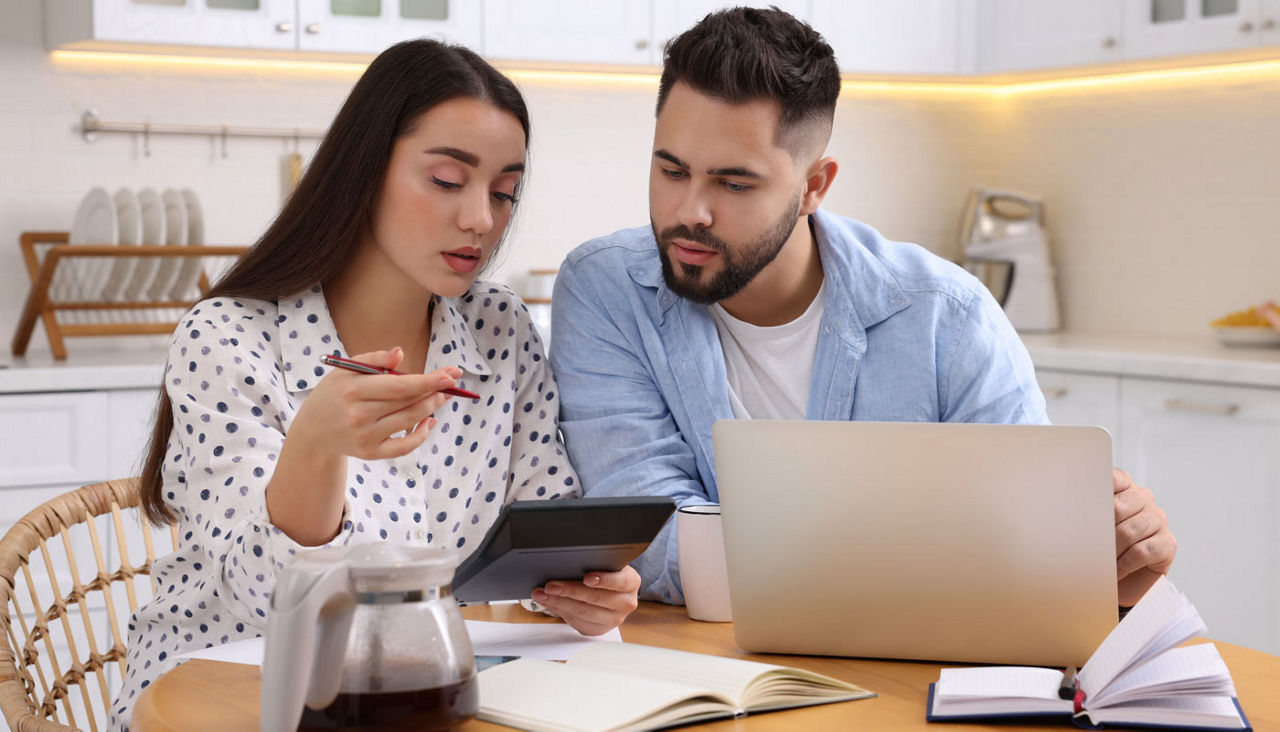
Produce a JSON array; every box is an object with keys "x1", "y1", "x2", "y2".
[
  {"x1": 563, "y1": 225, "x2": 658, "y2": 271},
  {"x1": 819, "y1": 210, "x2": 984, "y2": 307}
]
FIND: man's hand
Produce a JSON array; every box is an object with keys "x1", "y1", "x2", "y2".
[
  {"x1": 1114, "y1": 467, "x2": 1177, "y2": 607},
  {"x1": 530, "y1": 566, "x2": 642, "y2": 636}
]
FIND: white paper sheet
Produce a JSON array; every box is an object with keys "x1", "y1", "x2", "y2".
[{"x1": 176, "y1": 620, "x2": 622, "y2": 666}]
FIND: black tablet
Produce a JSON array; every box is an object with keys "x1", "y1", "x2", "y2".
[{"x1": 452, "y1": 496, "x2": 676, "y2": 603}]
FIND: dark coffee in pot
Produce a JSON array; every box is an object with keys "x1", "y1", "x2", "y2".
[{"x1": 297, "y1": 675, "x2": 478, "y2": 730}]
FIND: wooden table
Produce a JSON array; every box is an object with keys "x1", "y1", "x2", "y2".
[{"x1": 134, "y1": 601, "x2": 1280, "y2": 730}]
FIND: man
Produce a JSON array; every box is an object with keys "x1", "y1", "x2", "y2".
[{"x1": 549, "y1": 7, "x2": 1174, "y2": 608}]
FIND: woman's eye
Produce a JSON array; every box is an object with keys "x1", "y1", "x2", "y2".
[
  {"x1": 431, "y1": 176, "x2": 462, "y2": 189},
  {"x1": 492, "y1": 191, "x2": 518, "y2": 204}
]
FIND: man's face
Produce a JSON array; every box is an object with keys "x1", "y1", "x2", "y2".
[{"x1": 650, "y1": 82, "x2": 805, "y2": 304}]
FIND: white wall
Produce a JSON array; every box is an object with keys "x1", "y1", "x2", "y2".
[{"x1": 4, "y1": 0, "x2": 1273, "y2": 361}]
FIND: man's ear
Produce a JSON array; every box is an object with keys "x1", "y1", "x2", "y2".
[{"x1": 799, "y1": 156, "x2": 838, "y2": 216}]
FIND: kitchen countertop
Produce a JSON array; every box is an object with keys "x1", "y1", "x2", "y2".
[
  {"x1": 2, "y1": 332, "x2": 1280, "y2": 394},
  {"x1": 0, "y1": 348, "x2": 168, "y2": 394},
  {"x1": 1022, "y1": 332, "x2": 1280, "y2": 389}
]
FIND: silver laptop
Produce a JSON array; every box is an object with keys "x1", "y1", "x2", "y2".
[{"x1": 712, "y1": 420, "x2": 1118, "y2": 667}]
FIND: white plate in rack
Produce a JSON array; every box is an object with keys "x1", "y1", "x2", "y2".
[
  {"x1": 101, "y1": 188, "x2": 141, "y2": 301},
  {"x1": 168, "y1": 189, "x2": 205, "y2": 301},
  {"x1": 124, "y1": 188, "x2": 165, "y2": 301},
  {"x1": 66, "y1": 187, "x2": 117, "y2": 302},
  {"x1": 147, "y1": 189, "x2": 188, "y2": 301}
]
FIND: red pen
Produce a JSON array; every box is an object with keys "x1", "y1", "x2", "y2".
[{"x1": 320, "y1": 354, "x2": 480, "y2": 399}]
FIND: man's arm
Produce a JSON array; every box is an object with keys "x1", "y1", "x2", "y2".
[
  {"x1": 550, "y1": 258, "x2": 707, "y2": 604},
  {"x1": 942, "y1": 284, "x2": 1176, "y2": 604}
]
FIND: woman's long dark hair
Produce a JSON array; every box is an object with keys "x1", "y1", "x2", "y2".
[{"x1": 139, "y1": 40, "x2": 531, "y2": 525}]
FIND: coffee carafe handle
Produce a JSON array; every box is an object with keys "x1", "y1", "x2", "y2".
[{"x1": 260, "y1": 562, "x2": 356, "y2": 732}]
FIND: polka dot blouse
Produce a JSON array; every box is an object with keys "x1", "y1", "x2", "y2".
[{"x1": 110, "y1": 283, "x2": 578, "y2": 729}]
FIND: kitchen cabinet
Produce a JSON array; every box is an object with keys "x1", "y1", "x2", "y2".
[
  {"x1": 977, "y1": 0, "x2": 1124, "y2": 73},
  {"x1": 482, "y1": 0, "x2": 651, "y2": 66},
  {"x1": 44, "y1": 0, "x2": 481, "y2": 56},
  {"x1": 651, "y1": 1, "x2": 811, "y2": 63},
  {"x1": 809, "y1": 0, "x2": 978, "y2": 75},
  {"x1": 1122, "y1": 0, "x2": 1268, "y2": 59},
  {"x1": 1035, "y1": 369, "x2": 1121, "y2": 461},
  {"x1": 1118, "y1": 377, "x2": 1280, "y2": 656},
  {"x1": 295, "y1": 0, "x2": 481, "y2": 54},
  {"x1": 0, "y1": 386, "x2": 158, "y2": 704},
  {"x1": 1034, "y1": 361, "x2": 1280, "y2": 656}
]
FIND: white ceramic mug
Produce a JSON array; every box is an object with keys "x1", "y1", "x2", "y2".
[{"x1": 677, "y1": 504, "x2": 733, "y2": 622}]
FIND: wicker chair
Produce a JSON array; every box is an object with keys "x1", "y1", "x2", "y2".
[{"x1": 0, "y1": 478, "x2": 178, "y2": 731}]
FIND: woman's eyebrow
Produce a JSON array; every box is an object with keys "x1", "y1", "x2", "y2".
[{"x1": 425, "y1": 146, "x2": 523, "y2": 174}]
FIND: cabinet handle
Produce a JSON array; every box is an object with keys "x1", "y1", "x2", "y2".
[
  {"x1": 1163, "y1": 398, "x2": 1240, "y2": 416},
  {"x1": 1263, "y1": 18, "x2": 1277, "y2": 30},
  {"x1": 1042, "y1": 387, "x2": 1068, "y2": 399},
  {"x1": 275, "y1": 21, "x2": 292, "y2": 33},
  {"x1": 635, "y1": 39, "x2": 649, "y2": 51},
  {"x1": 1240, "y1": 20, "x2": 1255, "y2": 32},
  {"x1": 306, "y1": 23, "x2": 322, "y2": 34},
  {"x1": 1101, "y1": 36, "x2": 1117, "y2": 49}
]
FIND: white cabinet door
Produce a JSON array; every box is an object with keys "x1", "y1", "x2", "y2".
[
  {"x1": 810, "y1": 0, "x2": 975, "y2": 74},
  {"x1": 0, "y1": 392, "x2": 110, "y2": 489},
  {"x1": 1123, "y1": 0, "x2": 1265, "y2": 59},
  {"x1": 108, "y1": 389, "x2": 157, "y2": 479},
  {"x1": 296, "y1": 0, "x2": 482, "y2": 54},
  {"x1": 1036, "y1": 369, "x2": 1121, "y2": 462},
  {"x1": 80, "y1": 0, "x2": 298, "y2": 50},
  {"x1": 977, "y1": 0, "x2": 1123, "y2": 72},
  {"x1": 651, "y1": 1, "x2": 812, "y2": 64},
  {"x1": 1263, "y1": 0, "x2": 1280, "y2": 43},
  {"x1": 483, "y1": 0, "x2": 652, "y2": 65},
  {"x1": 1119, "y1": 377, "x2": 1280, "y2": 655}
]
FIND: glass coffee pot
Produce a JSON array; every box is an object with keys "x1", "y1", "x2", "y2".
[{"x1": 260, "y1": 544, "x2": 476, "y2": 731}]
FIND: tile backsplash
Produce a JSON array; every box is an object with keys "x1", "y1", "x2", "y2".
[{"x1": 3, "y1": 0, "x2": 1278, "y2": 360}]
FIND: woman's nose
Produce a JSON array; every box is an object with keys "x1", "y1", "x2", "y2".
[{"x1": 459, "y1": 188, "x2": 494, "y2": 235}]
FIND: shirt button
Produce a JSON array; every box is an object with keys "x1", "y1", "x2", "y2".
[{"x1": 413, "y1": 529, "x2": 428, "y2": 541}]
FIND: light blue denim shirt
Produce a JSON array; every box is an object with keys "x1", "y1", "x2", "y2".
[{"x1": 550, "y1": 209, "x2": 1048, "y2": 604}]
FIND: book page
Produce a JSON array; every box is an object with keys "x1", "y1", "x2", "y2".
[
  {"x1": 566, "y1": 642, "x2": 788, "y2": 701},
  {"x1": 1078, "y1": 576, "x2": 1201, "y2": 693},
  {"x1": 565, "y1": 642, "x2": 865, "y2": 709},
  {"x1": 936, "y1": 666, "x2": 1065, "y2": 699},
  {"x1": 477, "y1": 657, "x2": 737, "y2": 732},
  {"x1": 1089, "y1": 643, "x2": 1235, "y2": 708}
]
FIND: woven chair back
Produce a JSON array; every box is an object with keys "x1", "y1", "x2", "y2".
[{"x1": 0, "y1": 478, "x2": 179, "y2": 731}]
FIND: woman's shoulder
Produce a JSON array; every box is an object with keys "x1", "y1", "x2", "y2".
[
  {"x1": 181, "y1": 294, "x2": 281, "y2": 331},
  {"x1": 451, "y1": 280, "x2": 531, "y2": 324}
]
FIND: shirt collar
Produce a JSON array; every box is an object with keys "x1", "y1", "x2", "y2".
[{"x1": 280, "y1": 285, "x2": 492, "y2": 395}]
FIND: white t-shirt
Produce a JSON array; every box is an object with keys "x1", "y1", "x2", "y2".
[{"x1": 710, "y1": 280, "x2": 826, "y2": 420}]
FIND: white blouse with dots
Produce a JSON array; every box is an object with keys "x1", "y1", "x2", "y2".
[{"x1": 110, "y1": 283, "x2": 578, "y2": 729}]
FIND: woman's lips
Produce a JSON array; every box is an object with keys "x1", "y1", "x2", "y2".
[
  {"x1": 671, "y1": 240, "x2": 717, "y2": 266},
  {"x1": 443, "y1": 247, "x2": 482, "y2": 274}
]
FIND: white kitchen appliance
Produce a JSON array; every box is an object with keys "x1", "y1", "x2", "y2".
[{"x1": 959, "y1": 187, "x2": 1060, "y2": 332}]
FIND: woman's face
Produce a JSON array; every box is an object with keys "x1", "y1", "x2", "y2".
[{"x1": 369, "y1": 97, "x2": 526, "y2": 298}]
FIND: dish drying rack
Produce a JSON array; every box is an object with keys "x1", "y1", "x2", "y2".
[{"x1": 11, "y1": 231, "x2": 250, "y2": 359}]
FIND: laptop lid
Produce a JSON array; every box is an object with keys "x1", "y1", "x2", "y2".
[{"x1": 712, "y1": 420, "x2": 1118, "y2": 667}]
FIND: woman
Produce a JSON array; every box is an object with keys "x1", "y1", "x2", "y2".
[{"x1": 110, "y1": 39, "x2": 639, "y2": 728}]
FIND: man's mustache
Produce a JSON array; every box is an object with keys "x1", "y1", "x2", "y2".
[{"x1": 660, "y1": 225, "x2": 728, "y2": 255}]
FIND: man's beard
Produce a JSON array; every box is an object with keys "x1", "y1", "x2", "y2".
[{"x1": 654, "y1": 192, "x2": 803, "y2": 304}]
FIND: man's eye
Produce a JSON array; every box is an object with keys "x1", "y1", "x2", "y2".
[
  {"x1": 663, "y1": 168, "x2": 688, "y2": 180},
  {"x1": 431, "y1": 177, "x2": 462, "y2": 189},
  {"x1": 722, "y1": 181, "x2": 752, "y2": 193}
]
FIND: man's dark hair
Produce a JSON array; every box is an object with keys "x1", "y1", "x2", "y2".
[{"x1": 656, "y1": 6, "x2": 841, "y2": 155}]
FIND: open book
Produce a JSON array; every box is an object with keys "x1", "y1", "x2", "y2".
[
  {"x1": 477, "y1": 641, "x2": 874, "y2": 732},
  {"x1": 928, "y1": 576, "x2": 1251, "y2": 730}
]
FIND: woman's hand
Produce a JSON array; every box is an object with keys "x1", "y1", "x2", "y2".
[
  {"x1": 531, "y1": 566, "x2": 642, "y2": 636},
  {"x1": 267, "y1": 347, "x2": 459, "y2": 545},
  {"x1": 1262, "y1": 301, "x2": 1280, "y2": 333},
  {"x1": 292, "y1": 347, "x2": 461, "y2": 460}
]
